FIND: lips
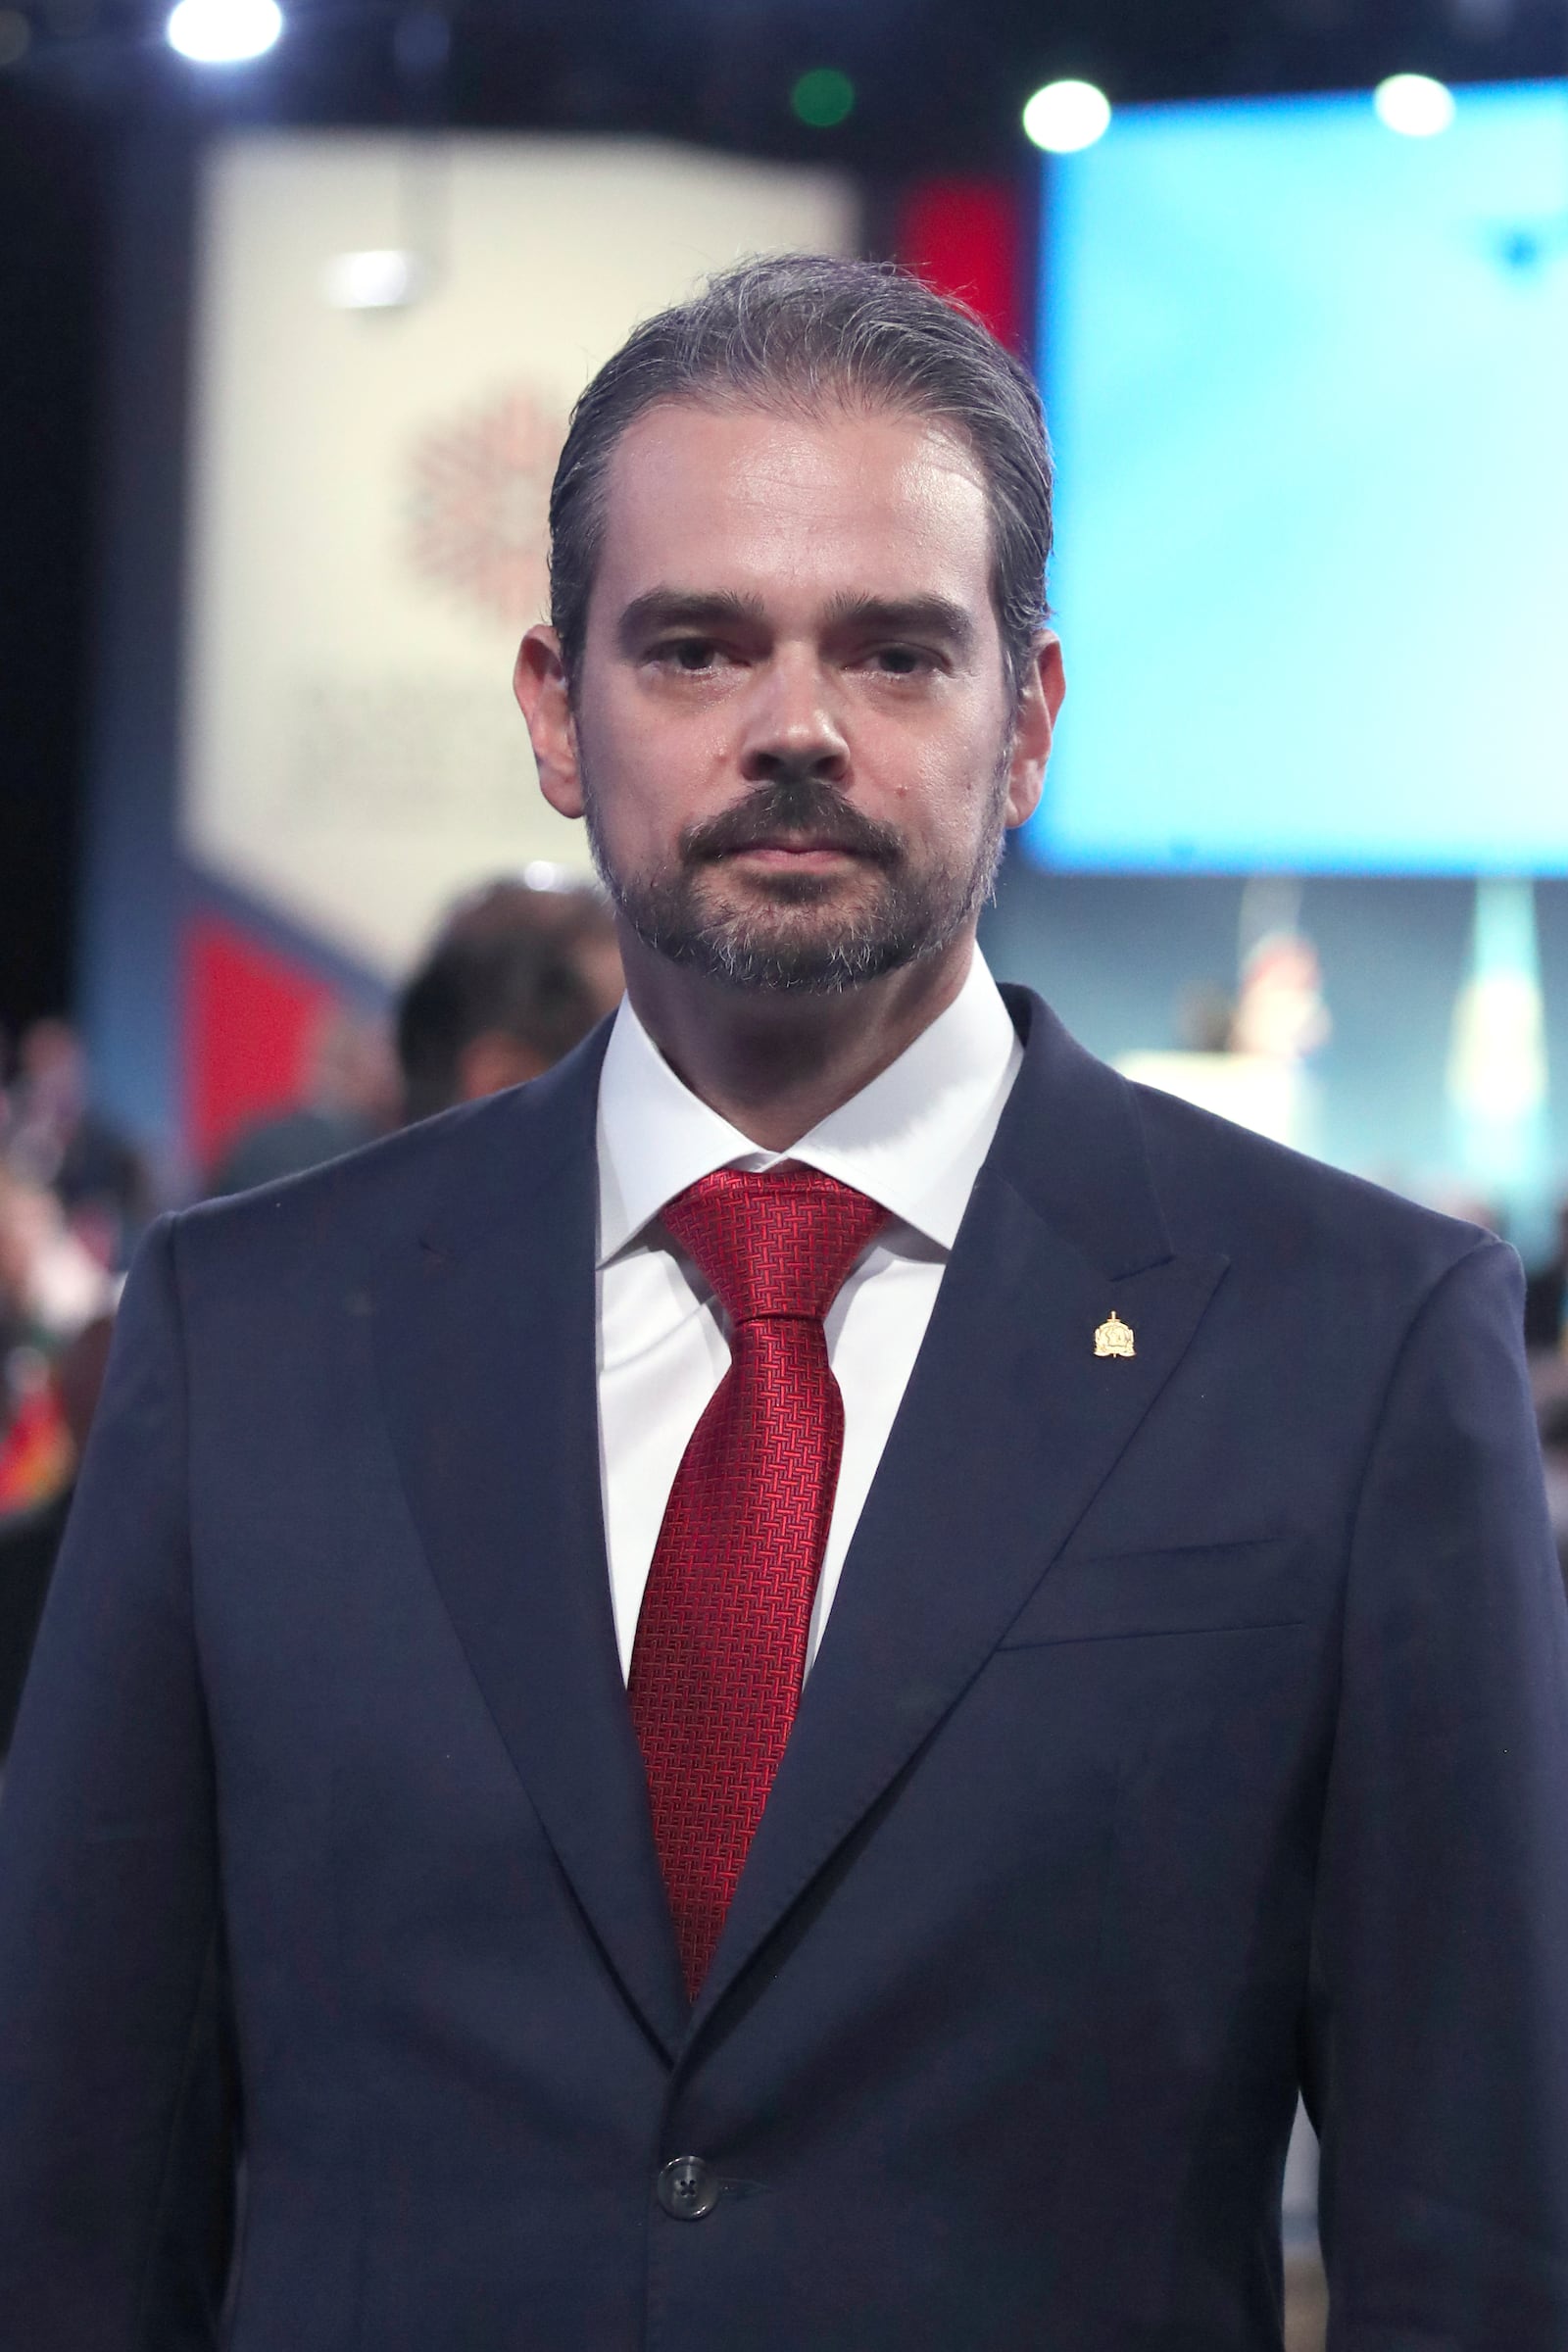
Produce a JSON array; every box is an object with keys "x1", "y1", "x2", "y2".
[
  {"x1": 725, "y1": 836, "x2": 862, "y2": 857},
  {"x1": 683, "y1": 775, "x2": 902, "y2": 868}
]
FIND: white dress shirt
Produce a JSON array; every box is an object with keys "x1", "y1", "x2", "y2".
[{"x1": 595, "y1": 950, "x2": 1023, "y2": 1681}]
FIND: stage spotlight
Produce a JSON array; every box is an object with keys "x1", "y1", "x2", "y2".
[
  {"x1": 1373, "y1": 74, "x2": 1455, "y2": 135},
  {"x1": 1022, "y1": 79, "x2": 1111, "y2": 154},
  {"x1": 167, "y1": 0, "x2": 282, "y2": 63}
]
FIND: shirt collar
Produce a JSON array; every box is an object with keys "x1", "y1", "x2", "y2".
[{"x1": 595, "y1": 949, "x2": 1022, "y2": 1267}]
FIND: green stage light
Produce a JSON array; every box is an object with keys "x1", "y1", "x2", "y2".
[{"x1": 792, "y1": 68, "x2": 855, "y2": 129}]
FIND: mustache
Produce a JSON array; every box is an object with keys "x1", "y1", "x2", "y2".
[{"x1": 681, "y1": 773, "x2": 903, "y2": 867}]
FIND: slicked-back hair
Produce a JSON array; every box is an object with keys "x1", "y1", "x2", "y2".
[{"x1": 547, "y1": 253, "x2": 1053, "y2": 702}]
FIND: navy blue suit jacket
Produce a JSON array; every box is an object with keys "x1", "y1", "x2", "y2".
[{"x1": 3, "y1": 990, "x2": 1567, "y2": 2349}]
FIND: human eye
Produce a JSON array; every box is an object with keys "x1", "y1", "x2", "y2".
[
  {"x1": 865, "y1": 643, "x2": 939, "y2": 679},
  {"x1": 649, "y1": 635, "x2": 723, "y2": 674}
]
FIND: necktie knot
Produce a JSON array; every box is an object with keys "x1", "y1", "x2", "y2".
[{"x1": 662, "y1": 1166, "x2": 887, "y2": 1328}]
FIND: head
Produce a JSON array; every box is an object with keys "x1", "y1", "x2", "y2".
[
  {"x1": 16, "y1": 1018, "x2": 85, "y2": 1117},
  {"x1": 395, "y1": 877, "x2": 623, "y2": 1123},
  {"x1": 514, "y1": 254, "x2": 1063, "y2": 1002}
]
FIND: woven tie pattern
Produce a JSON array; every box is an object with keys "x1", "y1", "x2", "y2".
[{"x1": 628, "y1": 1165, "x2": 887, "y2": 1999}]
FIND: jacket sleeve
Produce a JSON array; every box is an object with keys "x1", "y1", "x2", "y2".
[
  {"x1": 1307, "y1": 1237, "x2": 1568, "y2": 2347},
  {"x1": 0, "y1": 1214, "x2": 237, "y2": 2350}
]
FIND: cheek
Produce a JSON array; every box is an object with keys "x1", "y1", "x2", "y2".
[
  {"x1": 578, "y1": 692, "x2": 727, "y2": 851},
  {"x1": 880, "y1": 714, "x2": 1007, "y2": 838}
]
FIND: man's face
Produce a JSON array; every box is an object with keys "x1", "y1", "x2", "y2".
[{"x1": 519, "y1": 398, "x2": 1060, "y2": 993}]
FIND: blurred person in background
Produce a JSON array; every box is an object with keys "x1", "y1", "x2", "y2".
[
  {"x1": 1524, "y1": 1197, "x2": 1568, "y2": 1352},
  {"x1": 0, "y1": 1167, "x2": 119, "y2": 1768},
  {"x1": 0, "y1": 1165, "x2": 118, "y2": 1513},
  {"x1": 1523, "y1": 1198, "x2": 1568, "y2": 1592},
  {"x1": 205, "y1": 1004, "x2": 397, "y2": 1197},
  {"x1": 2, "y1": 1017, "x2": 150, "y2": 1270},
  {"x1": 0, "y1": 1312, "x2": 114, "y2": 1766},
  {"x1": 395, "y1": 871, "x2": 622, "y2": 1123}
]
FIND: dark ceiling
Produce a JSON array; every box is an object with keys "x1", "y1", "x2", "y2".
[{"x1": 6, "y1": 0, "x2": 1568, "y2": 172}]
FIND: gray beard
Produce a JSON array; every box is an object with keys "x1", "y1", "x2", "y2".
[{"x1": 582, "y1": 762, "x2": 1010, "y2": 996}]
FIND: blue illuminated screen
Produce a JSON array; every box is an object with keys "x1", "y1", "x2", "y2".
[{"x1": 1023, "y1": 83, "x2": 1568, "y2": 872}]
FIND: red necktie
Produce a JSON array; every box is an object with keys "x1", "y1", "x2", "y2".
[{"x1": 628, "y1": 1165, "x2": 888, "y2": 1999}]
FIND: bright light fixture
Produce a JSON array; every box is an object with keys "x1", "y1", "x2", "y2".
[
  {"x1": 322, "y1": 250, "x2": 428, "y2": 311},
  {"x1": 1373, "y1": 73, "x2": 1455, "y2": 137},
  {"x1": 167, "y1": 0, "x2": 282, "y2": 64},
  {"x1": 1022, "y1": 78, "x2": 1112, "y2": 155}
]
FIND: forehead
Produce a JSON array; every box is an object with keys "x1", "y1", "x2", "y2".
[{"x1": 591, "y1": 398, "x2": 995, "y2": 617}]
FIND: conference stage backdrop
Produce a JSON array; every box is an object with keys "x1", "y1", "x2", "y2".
[{"x1": 178, "y1": 133, "x2": 857, "y2": 1165}]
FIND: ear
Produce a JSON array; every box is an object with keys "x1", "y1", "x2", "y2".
[
  {"x1": 1002, "y1": 631, "x2": 1065, "y2": 832},
  {"x1": 514, "y1": 625, "x2": 584, "y2": 821}
]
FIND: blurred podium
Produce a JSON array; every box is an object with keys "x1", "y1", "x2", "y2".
[{"x1": 1115, "y1": 1051, "x2": 1308, "y2": 1152}]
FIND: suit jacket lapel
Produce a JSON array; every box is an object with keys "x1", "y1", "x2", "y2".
[
  {"x1": 693, "y1": 993, "x2": 1228, "y2": 2032},
  {"x1": 373, "y1": 1038, "x2": 689, "y2": 2062}
]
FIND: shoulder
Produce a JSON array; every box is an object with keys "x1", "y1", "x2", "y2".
[
  {"x1": 1127, "y1": 1070, "x2": 1501, "y2": 1306},
  {"x1": 1004, "y1": 984, "x2": 1494, "y2": 1312},
  {"x1": 168, "y1": 1030, "x2": 605, "y2": 1297}
]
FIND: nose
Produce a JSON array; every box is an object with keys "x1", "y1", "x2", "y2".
[{"x1": 737, "y1": 650, "x2": 850, "y2": 790}]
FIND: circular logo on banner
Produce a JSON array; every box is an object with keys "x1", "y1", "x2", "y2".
[{"x1": 406, "y1": 385, "x2": 566, "y2": 629}]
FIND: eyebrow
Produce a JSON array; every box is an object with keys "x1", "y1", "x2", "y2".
[
  {"x1": 614, "y1": 587, "x2": 978, "y2": 656},
  {"x1": 822, "y1": 592, "x2": 977, "y2": 654},
  {"x1": 615, "y1": 590, "x2": 767, "y2": 653}
]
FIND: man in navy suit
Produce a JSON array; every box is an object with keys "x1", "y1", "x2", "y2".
[{"x1": 2, "y1": 254, "x2": 1566, "y2": 2350}]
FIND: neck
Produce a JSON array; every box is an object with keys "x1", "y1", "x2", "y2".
[{"x1": 618, "y1": 927, "x2": 978, "y2": 1152}]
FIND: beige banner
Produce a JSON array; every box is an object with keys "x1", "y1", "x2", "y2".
[{"x1": 183, "y1": 132, "x2": 858, "y2": 975}]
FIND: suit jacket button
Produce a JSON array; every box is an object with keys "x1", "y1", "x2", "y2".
[{"x1": 658, "y1": 2154, "x2": 719, "y2": 2220}]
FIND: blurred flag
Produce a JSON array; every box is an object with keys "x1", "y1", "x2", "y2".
[{"x1": 1446, "y1": 877, "x2": 1549, "y2": 1221}]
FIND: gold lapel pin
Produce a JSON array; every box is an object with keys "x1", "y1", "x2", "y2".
[{"x1": 1094, "y1": 1310, "x2": 1136, "y2": 1359}]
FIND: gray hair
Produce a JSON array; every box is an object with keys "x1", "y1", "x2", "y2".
[{"x1": 547, "y1": 252, "x2": 1053, "y2": 701}]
